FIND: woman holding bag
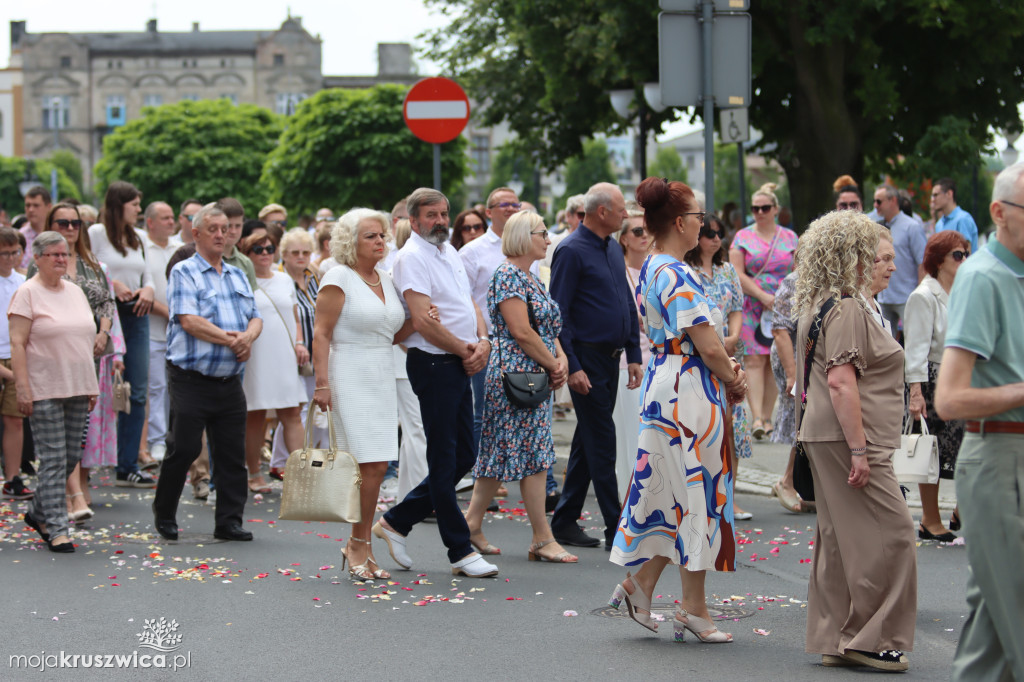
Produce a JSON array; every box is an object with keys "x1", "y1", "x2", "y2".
[
  {"x1": 729, "y1": 183, "x2": 797, "y2": 439},
  {"x1": 904, "y1": 231, "x2": 969, "y2": 541}
]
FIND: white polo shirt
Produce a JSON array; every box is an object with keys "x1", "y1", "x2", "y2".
[
  {"x1": 392, "y1": 231, "x2": 477, "y2": 355},
  {"x1": 0, "y1": 270, "x2": 27, "y2": 358},
  {"x1": 458, "y1": 227, "x2": 540, "y2": 335},
  {"x1": 143, "y1": 232, "x2": 183, "y2": 343}
]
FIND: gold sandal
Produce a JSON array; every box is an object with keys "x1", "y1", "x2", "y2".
[
  {"x1": 609, "y1": 572, "x2": 657, "y2": 632},
  {"x1": 528, "y1": 539, "x2": 577, "y2": 563}
]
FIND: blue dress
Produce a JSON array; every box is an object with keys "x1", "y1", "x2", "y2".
[{"x1": 474, "y1": 263, "x2": 561, "y2": 481}]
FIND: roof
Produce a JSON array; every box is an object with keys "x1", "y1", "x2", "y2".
[{"x1": 77, "y1": 30, "x2": 271, "y2": 56}]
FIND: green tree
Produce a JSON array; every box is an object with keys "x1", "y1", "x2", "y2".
[
  {"x1": 48, "y1": 149, "x2": 86, "y2": 200},
  {"x1": 559, "y1": 138, "x2": 615, "y2": 206},
  {"x1": 0, "y1": 155, "x2": 81, "y2": 215},
  {"x1": 94, "y1": 100, "x2": 282, "y2": 213},
  {"x1": 487, "y1": 145, "x2": 540, "y2": 205},
  {"x1": 262, "y1": 85, "x2": 468, "y2": 214},
  {"x1": 648, "y1": 147, "x2": 686, "y2": 184},
  {"x1": 424, "y1": 0, "x2": 1024, "y2": 229}
]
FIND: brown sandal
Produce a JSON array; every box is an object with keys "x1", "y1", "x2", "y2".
[{"x1": 528, "y1": 539, "x2": 577, "y2": 563}]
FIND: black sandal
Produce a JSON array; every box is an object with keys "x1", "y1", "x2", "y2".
[
  {"x1": 23, "y1": 511, "x2": 50, "y2": 542},
  {"x1": 949, "y1": 509, "x2": 961, "y2": 532}
]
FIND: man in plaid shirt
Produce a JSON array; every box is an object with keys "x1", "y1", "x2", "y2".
[{"x1": 153, "y1": 203, "x2": 262, "y2": 542}]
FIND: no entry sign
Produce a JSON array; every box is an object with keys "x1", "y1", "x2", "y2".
[{"x1": 403, "y1": 77, "x2": 471, "y2": 144}]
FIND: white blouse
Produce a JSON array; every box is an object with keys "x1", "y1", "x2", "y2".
[{"x1": 87, "y1": 224, "x2": 155, "y2": 292}]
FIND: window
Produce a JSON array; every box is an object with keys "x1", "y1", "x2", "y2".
[
  {"x1": 106, "y1": 95, "x2": 126, "y2": 126},
  {"x1": 275, "y1": 92, "x2": 306, "y2": 115},
  {"x1": 471, "y1": 135, "x2": 490, "y2": 174},
  {"x1": 60, "y1": 56, "x2": 71, "y2": 68},
  {"x1": 181, "y1": 94, "x2": 200, "y2": 102},
  {"x1": 42, "y1": 96, "x2": 70, "y2": 130},
  {"x1": 273, "y1": 54, "x2": 285, "y2": 67},
  {"x1": 143, "y1": 94, "x2": 163, "y2": 108}
]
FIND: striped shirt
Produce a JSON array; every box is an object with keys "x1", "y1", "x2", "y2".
[
  {"x1": 277, "y1": 263, "x2": 320, "y2": 352},
  {"x1": 166, "y1": 253, "x2": 261, "y2": 377}
]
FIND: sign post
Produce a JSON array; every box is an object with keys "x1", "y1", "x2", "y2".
[{"x1": 403, "y1": 77, "x2": 471, "y2": 192}]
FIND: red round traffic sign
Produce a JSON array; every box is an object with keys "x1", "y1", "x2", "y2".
[{"x1": 403, "y1": 77, "x2": 471, "y2": 144}]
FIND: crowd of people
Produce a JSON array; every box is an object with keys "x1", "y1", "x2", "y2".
[{"x1": 2, "y1": 158, "x2": 1021, "y2": 677}]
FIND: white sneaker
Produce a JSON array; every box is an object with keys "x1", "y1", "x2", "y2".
[
  {"x1": 451, "y1": 553, "x2": 499, "y2": 578},
  {"x1": 372, "y1": 521, "x2": 412, "y2": 569},
  {"x1": 379, "y1": 478, "x2": 399, "y2": 498},
  {"x1": 150, "y1": 443, "x2": 167, "y2": 462},
  {"x1": 206, "y1": 489, "x2": 217, "y2": 505},
  {"x1": 455, "y1": 477, "x2": 475, "y2": 492}
]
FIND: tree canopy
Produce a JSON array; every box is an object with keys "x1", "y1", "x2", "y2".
[
  {"x1": 424, "y1": 0, "x2": 1024, "y2": 229},
  {"x1": 0, "y1": 155, "x2": 81, "y2": 216},
  {"x1": 261, "y1": 85, "x2": 467, "y2": 214},
  {"x1": 94, "y1": 100, "x2": 282, "y2": 214}
]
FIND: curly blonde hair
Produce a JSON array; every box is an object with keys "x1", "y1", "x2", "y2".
[
  {"x1": 330, "y1": 208, "x2": 390, "y2": 267},
  {"x1": 794, "y1": 211, "x2": 879, "y2": 317}
]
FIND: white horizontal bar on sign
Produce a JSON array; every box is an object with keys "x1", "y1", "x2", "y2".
[{"x1": 406, "y1": 100, "x2": 468, "y2": 120}]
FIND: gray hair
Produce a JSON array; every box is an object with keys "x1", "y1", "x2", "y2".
[
  {"x1": 993, "y1": 162, "x2": 1024, "y2": 202},
  {"x1": 32, "y1": 231, "x2": 68, "y2": 259},
  {"x1": 876, "y1": 184, "x2": 898, "y2": 201},
  {"x1": 331, "y1": 208, "x2": 390, "y2": 267},
  {"x1": 191, "y1": 202, "x2": 225, "y2": 232},
  {"x1": 583, "y1": 184, "x2": 617, "y2": 214},
  {"x1": 565, "y1": 194, "x2": 585, "y2": 215},
  {"x1": 502, "y1": 211, "x2": 545, "y2": 258},
  {"x1": 280, "y1": 227, "x2": 315, "y2": 253},
  {"x1": 144, "y1": 201, "x2": 171, "y2": 221},
  {"x1": 406, "y1": 188, "x2": 449, "y2": 220},
  {"x1": 691, "y1": 189, "x2": 707, "y2": 211}
]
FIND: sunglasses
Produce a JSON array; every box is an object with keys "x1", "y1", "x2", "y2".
[
  {"x1": 837, "y1": 202, "x2": 861, "y2": 210},
  {"x1": 269, "y1": 220, "x2": 287, "y2": 228},
  {"x1": 490, "y1": 202, "x2": 521, "y2": 210},
  {"x1": 751, "y1": 205, "x2": 774, "y2": 214},
  {"x1": 53, "y1": 218, "x2": 84, "y2": 229},
  {"x1": 461, "y1": 222, "x2": 485, "y2": 232},
  {"x1": 251, "y1": 244, "x2": 277, "y2": 255},
  {"x1": 700, "y1": 227, "x2": 723, "y2": 239},
  {"x1": 873, "y1": 198, "x2": 885, "y2": 205},
  {"x1": 950, "y1": 250, "x2": 970, "y2": 262}
]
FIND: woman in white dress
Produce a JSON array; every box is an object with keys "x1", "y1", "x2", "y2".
[
  {"x1": 312, "y1": 208, "x2": 415, "y2": 581},
  {"x1": 240, "y1": 232, "x2": 308, "y2": 494}
]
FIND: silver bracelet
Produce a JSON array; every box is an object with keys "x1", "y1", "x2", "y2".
[{"x1": 849, "y1": 446, "x2": 867, "y2": 456}]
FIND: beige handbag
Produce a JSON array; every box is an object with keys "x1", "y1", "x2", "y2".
[
  {"x1": 892, "y1": 416, "x2": 940, "y2": 484},
  {"x1": 112, "y1": 369, "x2": 131, "y2": 414},
  {"x1": 279, "y1": 402, "x2": 362, "y2": 523}
]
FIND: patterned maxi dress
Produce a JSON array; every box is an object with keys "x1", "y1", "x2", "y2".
[
  {"x1": 731, "y1": 225, "x2": 798, "y2": 355},
  {"x1": 610, "y1": 254, "x2": 735, "y2": 572},
  {"x1": 769, "y1": 271, "x2": 798, "y2": 444},
  {"x1": 475, "y1": 263, "x2": 561, "y2": 481},
  {"x1": 697, "y1": 263, "x2": 752, "y2": 459}
]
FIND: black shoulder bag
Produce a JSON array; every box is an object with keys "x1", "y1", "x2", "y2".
[
  {"x1": 490, "y1": 272, "x2": 551, "y2": 409},
  {"x1": 792, "y1": 296, "x2": 840, "y2": 502}
]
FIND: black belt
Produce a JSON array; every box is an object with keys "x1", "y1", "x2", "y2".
[
  {"x1": 167, "y1": 362, "x2": 238, "y2": 384},
  {"x1": 576, "y1": 341, "x2": 623, "y2": 359}
]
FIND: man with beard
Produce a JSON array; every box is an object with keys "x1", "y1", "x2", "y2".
[{"x1": 372, "y1": 188, "x2": 499, "y2": 578}]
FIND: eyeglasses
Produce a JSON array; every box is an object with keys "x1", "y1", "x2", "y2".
[
  {"x1": 269, "y1": 220, "x2": 288, "y2": 228},
  {"x1": 317, "y1": 216, "x2": 335, "y2": 222},
  {"x1": 576, "y1": 211, "x2": 585, "y2": 220},
  {"x1": 873, "y1": 198, "x2": 885, "y2": 206},
  {"x1": 699, "y1": 227, "x2": 723, "y2": 239},
  {"x1": 0, "y1": 249, "x2": 23, "y2": 259},
  {"x1": 287, "y1": 250, "x2": 312, "y2": 257},
  {"x1": 250, "y1": 244, "x2": 277, "y2": 255},
  {"x1": 679, "y1": 212, "x2": 706, "y2": 222},
  {"x1": 1000, "y1": 199, "x2": 1024, "y2": 211},
  {"x1": 39, "y1": 252, "x2": 70, "y2": 260},
  {"x1": 837, "y1": 202, "x2": 862, "y2": 210},
  {"x1": 182, "y1": 214, "x2": 196, "y2": 223},
  {"x1": 489, "y1": 202, "x2": 521, "y2": 210},
  {"x1": 629, "y1": 227, "x2": 647, "y2": 237},
  {"x1": 530, "y1": 229, "x2": 549, "y2": 237},
  {"x1": 751, "y1": 205, "x2": 774, "y2": 214},
  {"x1": 950, "y1": 250, "x2": 970, "y2": 262},
  {"x1": 461, "y1": 223, "x2": 485, "y2": 232},
  {"x1": 52, "y1": 219, "x2": 84, "y2": 230}
]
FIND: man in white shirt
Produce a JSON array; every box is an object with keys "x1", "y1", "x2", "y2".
[
  {"x1": 142, "y1": 202, "x2": 182, "y2": 464},
  {"x1": 372, "y1": 187, "x2": 499, "y2": 578}
]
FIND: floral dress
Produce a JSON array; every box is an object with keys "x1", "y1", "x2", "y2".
[
  {"x1": 610, "y1": 254, "x2": 735, "y2": 572},
  {"x1": 697, "y1": 262, "x2": 752, "y2": 459},
  {"x1": 475, "y1": 263, "x2": 561, "y2": 481},
  {"x1": 83, "y1": 264, "x2": 125, "y2": 467},
  {"x1": 769, "y1": 272, "x2": 798, "y2": 444},
  {"x1": 731, "y1": 225, "x2": 798, "y2": 354}
]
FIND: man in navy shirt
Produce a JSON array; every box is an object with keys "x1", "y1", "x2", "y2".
[{"x1": 549, "y1": 182, "x2": 642, "y2": 549}]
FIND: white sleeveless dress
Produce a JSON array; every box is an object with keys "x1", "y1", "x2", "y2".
[
  {"x1": 322, "y1": 265, "x2": 406, "y2": 463},
  {"x1": 243, "y1": 272, "x2": 308, "y2": 410}
]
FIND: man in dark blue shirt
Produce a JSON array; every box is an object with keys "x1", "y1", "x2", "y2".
[{"x1": 550, "y1": 182, "x2": 642, "y2": 549}]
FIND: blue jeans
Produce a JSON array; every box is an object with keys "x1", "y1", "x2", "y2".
[
  {"x1": 384, "y1": 349, "x2": 475, "y2": 563},
  {"x1": 116, "y1": 308, "x2": 150, "y2": 476}
]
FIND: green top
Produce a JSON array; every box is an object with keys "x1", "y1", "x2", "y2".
[
  {"x1": 945, "y1": 237, "x2": 1024, "y2": 421},
  {"x1": 223, "y1": 246, "x2": 257, "y2": 291}
]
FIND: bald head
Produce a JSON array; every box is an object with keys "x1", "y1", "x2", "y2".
[
  {"x1": 145, "y1": 201, "x2": 176, "y2": 245},
  {"x1": 583, "y1": 183, "x2": 627, "y2": 237}
]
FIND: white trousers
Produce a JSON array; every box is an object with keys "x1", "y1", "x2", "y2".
[
  {"x1": 611, "y1": 367, "x2": 642, "y2": 499},
  {"x1": 147, "y1": 339, "x2": 169, "y2": 448},
  {"x1": 396, "y1": 377, "x2": 428, "y2": 501}
]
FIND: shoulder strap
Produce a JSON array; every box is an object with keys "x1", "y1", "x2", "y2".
[
  {"x1": 796, "y1": 296, "x2": 840, "y2": 438},
  {"x1": 257, "y1": 277, "x2": 297, "y2": 346},
  {"x1": 752, "y1": 228, "x2": 782, "y2": 278}
]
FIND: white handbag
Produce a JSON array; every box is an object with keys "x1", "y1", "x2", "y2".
[{"x1": 892, "y1": 416, "x2": 940, "y2": 484}]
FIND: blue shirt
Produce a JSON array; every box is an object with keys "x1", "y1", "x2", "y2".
[
  {"x1": 550, "y1": 224, "x2": 641, "y2": 374},
  {"x1": 936, "y1": 205, "x2": 979, "y2": 253},
  {"x1": 166, "y1": 253, "x2": 260, "y2": 377},
  {"x1": 877, "y1": 211, "x2": 927, "y2": 305}
]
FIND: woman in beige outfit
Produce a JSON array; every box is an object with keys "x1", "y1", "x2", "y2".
[{"x1": 794, "y1": 212, "x2": 916, "y2": 672}]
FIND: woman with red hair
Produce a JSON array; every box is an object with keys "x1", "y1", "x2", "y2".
[{"x1": 904, "y1": 230, "x2": 970, "y2": 541}]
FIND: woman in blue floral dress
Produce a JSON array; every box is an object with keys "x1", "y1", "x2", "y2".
[
  {"x1": 463, "y1": 212, "x2": 576, "y2": 563},
  {"x1": 608, "y1": 177, "x2": 748, "y2": 644}
]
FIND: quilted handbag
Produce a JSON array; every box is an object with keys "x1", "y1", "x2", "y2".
[
  {"x1": 112, "y1": 369, "x2": 131, "y2": 414},
  {"x1": 892, "y1": 416, "x2": 940, "y2": 484}
]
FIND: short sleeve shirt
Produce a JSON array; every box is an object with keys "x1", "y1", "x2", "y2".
[
  {"x1": 637, "y1": 254, "x2": 714, "y2": 355},
  {"x1": 944, "y1": 238, "x2": 1024, "y2": 421}
]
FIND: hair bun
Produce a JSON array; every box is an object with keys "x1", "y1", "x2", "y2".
[
  {"x1": 635, "y1": 176, "x2": 670, "y2": 211},
  {"x1": 758, "y1": 182, "x2": 778, "y2": 195},
  {"x1": 832, "y1": 175, "x2": 857, "y2": 192}
]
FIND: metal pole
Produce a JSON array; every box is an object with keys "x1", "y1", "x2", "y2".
[
  {"x1": 638, "y1": 99, "x2": 648, "y2": 180},
  {"x1": 701, "y1": 0, "x2": 714, "y2": 213},
  {"x1": 737, "y1": 141, "x2": 747, "y2": 221},
  {"x1": 433, "y1": 143, "x2": 442, "y2": 192}
]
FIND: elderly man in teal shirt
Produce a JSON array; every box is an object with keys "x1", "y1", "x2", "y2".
[{"x1": 936, "y1": 161, "x2": 1024, "y2": 682}]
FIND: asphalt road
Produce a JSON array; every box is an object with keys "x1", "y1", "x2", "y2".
[{"x1": 2, "y1": 467, "x2": 967, "y2": 681}]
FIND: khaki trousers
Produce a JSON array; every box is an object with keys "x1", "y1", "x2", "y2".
[
  {"x1": 951, "y1": 432, "x2": 1024, "y2": 682},
  {"x1": 804, "y1": 441, "x2": 917, "y2": 655}
]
